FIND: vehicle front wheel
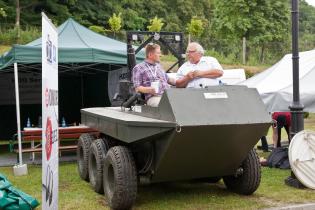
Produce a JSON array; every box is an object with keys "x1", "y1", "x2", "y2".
[
  {"x1": 223, "y1": 149, "x2": 261, "y2": 195},
  {"x1": 103, "y1": 146, "x2": 137, "y2": 210}
]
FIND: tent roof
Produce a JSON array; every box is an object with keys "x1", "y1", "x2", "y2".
[
  {"x1": 0, "y1": 18, "x2": 144, "y2": 70},
  {"x1": 240, "y1": 49, "x2": 315, "y2": 112}
]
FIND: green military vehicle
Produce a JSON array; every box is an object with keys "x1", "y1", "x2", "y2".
[{"x1": 76, "y1": 32, "x2": 271, "y2": 210}]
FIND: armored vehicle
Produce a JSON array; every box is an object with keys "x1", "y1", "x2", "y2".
[
  {"x1": 77, "y1": 86, "x2": 270, "y2": 209},
  {"x1": 76, "y1": 32, "x2": 271, "y2": 209}
]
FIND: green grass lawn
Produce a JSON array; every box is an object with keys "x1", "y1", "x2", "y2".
[
  {"x1": 1, "y1": 116, "x2": 314, "y2": 209},
  {"x1": 0, "y1": 163, "x2": 315, "y2": 210}
]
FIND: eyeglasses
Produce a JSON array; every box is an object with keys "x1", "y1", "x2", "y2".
[{"x1": 186, "y1": 50, "x2": 197, "y2": 54}]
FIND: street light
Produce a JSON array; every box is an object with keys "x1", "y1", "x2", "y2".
[{"x1": 285, "y1": 0, "x2": 305, "y2": 189}]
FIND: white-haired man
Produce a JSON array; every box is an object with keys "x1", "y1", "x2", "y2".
[{"x1": 176, "y1": 42, "x2": 223, "y2": 88}]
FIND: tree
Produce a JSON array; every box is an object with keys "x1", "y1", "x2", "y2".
[
  {"x1": 15, "y1": 0, "x2": 20, "y2": 38},
  {"x1": 108, "y1": 12, "x2": 122, "y2": 37},
  {"x1": 186, "y1": 16, "x2": 204, "y2": 42},
  {"x1": 213, "y1": 0, "x2": 289, "y2": 63},
  {"x1": 147, "y1": 16, "x2": 164, "y2": 32}
]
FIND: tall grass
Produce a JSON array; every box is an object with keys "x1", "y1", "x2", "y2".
[{"x1": 0, "y1": 26, "x2": 41, "y2": 45}]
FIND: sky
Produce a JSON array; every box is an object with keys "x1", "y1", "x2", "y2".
[{"x1": 305, "y1": 0, "x2": 315, "y2": 7}]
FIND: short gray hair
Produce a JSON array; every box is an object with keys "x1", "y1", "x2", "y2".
[{"x1": 188, "y1": 42, "x2": 204, "y2": 55}]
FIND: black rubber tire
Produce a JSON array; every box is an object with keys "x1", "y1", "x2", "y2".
[
  {"x1": 223, "y1": 149, "x2": 261, "y2": 195},
  {"x1": 77, "y1": 133, "x2": 94, "y2": 181},
  {"x1": 103, "y1": 146, "x2": 137, "y2": 210},
  {"x1": 88, "y1": 138, "x2": 108, "y2": 194}
]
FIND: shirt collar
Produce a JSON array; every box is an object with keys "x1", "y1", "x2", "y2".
[
  {"x1": 188, "y1": 56, "x2": 206, "y2": 65},
  {"x1": 145, "y1": 60, "x2": 157, "y2": 66}
]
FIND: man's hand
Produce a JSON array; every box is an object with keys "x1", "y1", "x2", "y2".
[
  {"x1": 186, "y1": 72, "x2": 194, "y2": 80},
  {"x1": 136, "y1": 86, "x2": 157, "y2": 95},
  {"x1": 148, "y1": 87, "x2": 157, "y2": 95},
  {"x1": 193, "y1": 69, "x2": 223, "y2": 79},
  {"x1": 192, "y1": 70, "x2": 202, "y2": 78},
  {"x1": 176, "y1": 72, "x2": 194, "y2": 88}
]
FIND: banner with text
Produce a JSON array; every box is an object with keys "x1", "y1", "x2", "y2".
[{"x1": 42, "y1": 12, "x2": 59, "y2": 210}]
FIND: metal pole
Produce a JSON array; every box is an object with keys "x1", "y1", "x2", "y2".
[
  {"x1": 14, "y1": 62, "x2": 23, "y2": 165},
  {"x1": 127, "y1": 33, "x2": 136, "y2": 78},
  {"x1": 290, "y1": 0, "x2": 304, "y2": 137},
  {"x1": 285, "y1": 0, "x2": 305, "y2": 188},
  {"x1": 242, "y1": 37, "x2": 246, "y2": 65}
]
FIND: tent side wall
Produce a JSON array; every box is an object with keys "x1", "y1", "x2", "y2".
[{"x1": 0, "y1": 68, "x2": 113, "y2": 139}]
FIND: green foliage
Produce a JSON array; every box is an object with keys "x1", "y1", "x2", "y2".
[
  {"x1": 122, "y1": 9, "x2": 146, "y2": 30},
  {"x1": 299, "y1": 0, "x2": 315, "y2": 51},
  {"x1": 1, "y1": 0, "x2": 315, "y2": 65},
  {"x1": 147, "y1": 16, "x2": 164, "y2": 32},
  {"x1": 0, "y1": 7, "x2": 6, "y2": 17},
  {"x1": 186, "y1": 16, "x2": 204, "y2": 39},
  {"x1": 108, "y1": 13, "x2": 122, "y2": 35},
  {"x1": 0, "y1": 26, "x2": 40, "y2": 45},
  {"x1": 213, "y1": 0, "x2": 290, "y2": 63},
  {"x1": 88, "y1": 25, "x2": 106, "y2": 35}
]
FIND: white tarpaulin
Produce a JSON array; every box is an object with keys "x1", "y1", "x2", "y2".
[{"x1": 240, "y1": 49, "x2": 315, "y2": 112}]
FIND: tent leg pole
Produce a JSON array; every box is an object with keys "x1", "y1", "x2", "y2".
[{"x1": 13, "y1": 62, "x2": 28, "y2": 176}]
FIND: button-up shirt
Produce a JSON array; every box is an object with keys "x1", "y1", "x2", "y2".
[
  {"x1": 176, "y1": 56, "x2": 223, "y2": 88},
  {"x1": 132, "y1": 61, "x2": 170, "y2": 100}
]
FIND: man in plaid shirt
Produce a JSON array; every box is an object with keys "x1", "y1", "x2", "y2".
[{"x1": 132, "y1": 43, "x2": 174, "y2": 107}]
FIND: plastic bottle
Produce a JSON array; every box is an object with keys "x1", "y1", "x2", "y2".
[
  {"x1": 26, "y1": 117, "x2": 31, "y2": 128},
  {"x1": 62, "y1": 117, "x2": 66, "y2": 127}
]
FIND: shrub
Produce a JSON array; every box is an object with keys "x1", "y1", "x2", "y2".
[{"x1": 0, "y1": 26, "x2": 40, "y2": 45}]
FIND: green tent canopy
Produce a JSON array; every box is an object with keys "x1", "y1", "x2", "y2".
[{"x1": 0, "y1": 18, "x2": 144, "y2": 70}]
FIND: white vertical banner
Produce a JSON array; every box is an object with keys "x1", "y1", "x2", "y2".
[{"x1": 42, "y1": 12, "x2": 58, "y2": 210}]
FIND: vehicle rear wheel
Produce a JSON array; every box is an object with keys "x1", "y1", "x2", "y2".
[
  {"x1": 103, "y1": 146, "x2": 137, "y2": 210},
  {"x1": 223, "y1": 149, "x2": 261, "y2": 195},
  {"x1": 88, "y1": 138, "x2": 108, "y2": 194},
  {"x1": 77, "y1": 133, "x2": 94, "y2": 181}
]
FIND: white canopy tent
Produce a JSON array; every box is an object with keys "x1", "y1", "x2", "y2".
[{"x1": 240, "y1": 49, "x2": 315, "y2": 112}]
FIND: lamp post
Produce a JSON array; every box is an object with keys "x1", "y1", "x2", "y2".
[{"x1": 285, "y1": 0, "x2": 305, "y2": 188}]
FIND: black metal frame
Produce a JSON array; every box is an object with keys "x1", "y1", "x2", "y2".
[{"x1": 126, "y1": 31, "x2": 185, "y2": 75}]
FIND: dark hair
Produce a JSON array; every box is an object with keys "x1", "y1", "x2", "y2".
[{"x1": 145, "y1": 43, "x2": 160, "y2": 58}]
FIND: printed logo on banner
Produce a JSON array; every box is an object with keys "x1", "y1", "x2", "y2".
[
  {"x1": 45, "y1": 117, "x2": 58, "y2": 161},
  {"x1": 45, "y1": 88, "x2": 58, "y2": 108},
  {"x1": 46, "y1": 35, "x2": 57, "y2": 65},
  {"x1": 43, "y1": 165, "x2": 54, "y2": 206}
]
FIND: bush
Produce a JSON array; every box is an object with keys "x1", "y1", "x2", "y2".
[
  {"x1": 18, "y1": 26, "x2": 40, "y2": 44},
  {"x1": 304, "y1": 112, "x2": 309, "y2": 118},
  {"x1": 0, "y1": 26, "x2": 40, "y2": 45},
  {"x1": 88, "y1": 25, "x2": 106, "y2": 35}
]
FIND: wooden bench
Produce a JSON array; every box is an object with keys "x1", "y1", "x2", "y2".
[{"x1": 11, "y1": 126, "x2": 99, "y2": 162}]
